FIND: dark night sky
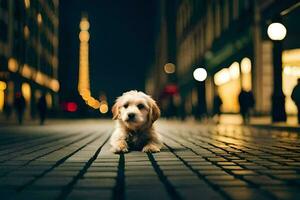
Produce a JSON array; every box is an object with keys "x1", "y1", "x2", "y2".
[{"x1": 59, "y1": 0, "x2": 158, "y2": 103}]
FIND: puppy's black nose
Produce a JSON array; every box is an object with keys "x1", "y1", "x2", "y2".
[{"x1": 128, "y1": 113, "x2": 135, "y2": 120}]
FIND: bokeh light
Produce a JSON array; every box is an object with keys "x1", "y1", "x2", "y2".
[
  {"x1": 164, "y1": 63, "x2": 176, "y2": 74},
  {"x1": 267, "y1": 22, "x2": 287, "y2": 41},
  {"x1": 193, "y1": 68, "x2": 207, "y2": 82}
]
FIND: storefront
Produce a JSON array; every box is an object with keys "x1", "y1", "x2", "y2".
[{"x1": 282, "y1": 49, "x2": 300, "y2": 114}]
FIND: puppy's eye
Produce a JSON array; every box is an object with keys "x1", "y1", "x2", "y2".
[
  {"x1": 137, "y1": 104, "x2": 145, "y2": 110},
  {"x1": 124, "y1": 103, "x2": 129, "y2": 108}
]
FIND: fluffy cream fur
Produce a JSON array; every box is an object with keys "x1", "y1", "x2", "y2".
[{"x1": 110, "y1": 90, "x2": 162, "y2": 153}]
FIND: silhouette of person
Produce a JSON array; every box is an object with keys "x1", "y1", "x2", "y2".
[
  {"x1": 213, "y1": 94, "x2": 222, "y2": 123},
  {"x1": 238, "y1": 89, "x2": 255, "y2": 124},
  {"x1": 291, "y1": 78, "x2": 300, "y2": 124},
  {"x1": 37, "y1": 94, "x2": 47, "y2": 125},
  {"x1": 3, "y1": 100, "x2": 12, "y2": 120},
  {"x1": 14, "y1": 92, "x2": 26, "y2": 124}
]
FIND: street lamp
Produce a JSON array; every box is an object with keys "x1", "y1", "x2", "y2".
[
  {"x1": 267, "y1": 23, "x2": 287, "y2": 41},
  {"x1": 193, "y1": 67, "x2": 207, "y2": 119},
  {"x1": 193, "y1": 68, "x2": 207, "y2": 82},
  {"x1": 267, "y1": 21, "x2": 287, "y2": 122}
]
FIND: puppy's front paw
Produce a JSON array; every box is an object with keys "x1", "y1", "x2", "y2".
[
  {"x1": 111, "y1": 142, "x2": 129, "y2": 154},
  {"x1": 142, "y1": 144, "x2": 161, "y2": 153},
  {"x1": 111, "y1": 146, "x2": 129, "y2": 153}
]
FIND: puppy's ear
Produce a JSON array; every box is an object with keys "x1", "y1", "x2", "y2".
[
  {"x1": 112, "y1": 101, "x2": 120, "y2": 120},
  {"x1": 149, "y1": 99, "x2": 160, "y2": 123}
]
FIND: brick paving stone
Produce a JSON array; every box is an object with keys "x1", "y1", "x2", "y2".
[
  {"x1": 84, "y1": 171, "x2": 117, "y2": 178},
  {"x1": 75, "y1": 178, "x2": 116, "y2": 189},
  {"x1": 222, "y1": 165, "x2": 244, "y2": 170},
  {"x1": 1, "y1": 120, "x2": 300, "y2": 200},
  {"x1": 176, "y1": 187, "x2": 225, "y2": 200},
  {"x1": 212, "y1": 179, "x2": 249, "y2": 187},
  {"x1": 221, "y1": 187, "x2": 272, "y2": 200},
  {"x1": 14, "y1": 189, "x2": 61, "y2": 200},
  {"x1": 125, "y1": 187, "x2": 171, "y2": 200},
  {"x1": 243, "y1": 175, "x2": 284, "y2": 185},
  {"x1": 66, "y1": 189, "x2": 112, "y2": 200},
  {"x1": 126, "y1": 177, "x2": 161, "y2": 187},
  {"x1": 205, "y1": 174, "x2": 236, "y2": 181},
  {"x1": 261, "y1": 186, "x2": 300, "y2": 200},
  {"x1": 230, "y1": 169, "x2": 257, "y2": 175}
]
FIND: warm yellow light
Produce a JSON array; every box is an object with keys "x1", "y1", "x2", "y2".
[
  {"x1": 164, "y1": 63, "x2": 176, "y2": 74},
  {"x1": 21, "y1": 83, "x2": 31, "y2": 103},
  {"x1": 283, "y1": 49, "x2": 300, "y2": 66},
  {"x1": 241, "y1": 57, "x2": 251, "y2": 74},
  {"x1": 22, "y1": 64, "x2": 32, "y2": 79},
  {"x1": 24, "y1": 26, "x2": 30, "y2": 39},
  {"x1": 80, "y1": 18, "x2": 90, "y2": 31},
  {"x1": 37, "y1": 13, "x2": 43, "y2": 25},
  {"x1": 93, "y1": 100, "x2": 101, "y2": 109},
  {"x1": 229, "y1": 62, "x2": 240, "y2": 79},
  {"x1": 283, "y1": 66, "x2": 300, "y2": 77},
  {"x1": 0, "y1": 81, "x2": 7, "y2": 91},
  {"x1": 46, "y1": 93, "x2": 52, "y2": 108},
  {"x1": 214, "y1": 68, "x2": 231, "y2": 86},
  {"x1": 0, "y1": 90, "x2": 4, "y2": 111},
  {"x1": 8, "y1": 58, "x2": 18, "y2": 72},
  {"x1": 87, "y1": 97, "x2": 100, "y2": 109},
  {"x1": 24, "y1": 0, "x2": 30, "y2": 8},
  {"x1": 80, "y1": 89, "x2": 90, "y2": 97},
  {"x1": 267, "y1": 22, "x2": 287, "y2": 41},
  {"x1": 99, "y1": 103, "x2": 109, "y2": 114},
  {"x1": 50, "y1": 79, "x2": 60, "y2": 92},
  {"x1": 79, "y1": 31, "x2": 90, "y2": 42},
  {"x1": 193, "y1": 68, "x2": 207, "y2": 82},
  {"x1": 35, "y1": 72, "x2": 45, "y2": 85}
]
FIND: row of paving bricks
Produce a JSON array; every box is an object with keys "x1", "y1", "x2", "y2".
[{"x1": 0, "y1": 122, "x2": 299, "y2": 199}]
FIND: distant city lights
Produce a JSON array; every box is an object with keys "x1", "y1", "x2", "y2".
[
  {"x1": 164, "y1": 63, "x2": 176, "y2": 74},
  {"x1": 267, "y1": 22, "x2": 287, "y2": 41},
  {"x1": 99, "y1": 102, "x2": 109, "y2": 114},
  {"x1": 214, "y1": 68, "x2": 231, "y2": 86},
  {"x1": 241, "y1": 57, "x2": 252, "y2": 74},
  {"x1": 228, "y1": 62, "x2": 240, "y2": 79},
  {"x1": 0, "y1": 81, "x2": 6, "y2": 111},
  {"x1": 66, "y1": 102, "x2": 78, "y2": 112},
  {"x1": 78, "y1": 16, "x2": 107, "y2": 113},
  {"x1": 8, "y1": 58, "x2": 18, "y2": 72},
  {"x1": 193, "y1": 68, "x2": 207, "y2": 82},
  {"x1": 24, "y1": 0, "x2": 30, "y2": 9},
  {"x1": 37, "y1": 13, "x2": 43, "y2": 25}
]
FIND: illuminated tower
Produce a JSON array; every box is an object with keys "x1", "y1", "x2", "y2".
[
  {"x1": 78, "y1": 16, "x2": 91, "y2": 99},
  {"x1": 78, "y1": 16, "x2": 107, "y2": 112}
]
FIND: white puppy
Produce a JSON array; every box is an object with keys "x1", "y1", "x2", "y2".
[{"x1": 110, "y1": 90, "x2": 162, "y2": 153}]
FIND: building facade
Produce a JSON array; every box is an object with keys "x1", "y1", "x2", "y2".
[
  {"x1": 0, "y1": 0, "x2": 59, "y2": 120},
  {"x1": 147, "y1": 0, "x2": 300, "y2": 119}
]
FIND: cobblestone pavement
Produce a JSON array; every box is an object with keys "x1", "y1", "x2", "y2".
[{"x1": 0, "y1": 120, "x2": 300, "y2": 200}]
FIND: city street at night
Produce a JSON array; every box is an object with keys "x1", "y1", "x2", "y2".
[
  {"x1": 1, "y1": 0, "x2": 300, "y2": 199},
  {"x1": 0, "y1": 120, "x2": 300, "y2": 200}
]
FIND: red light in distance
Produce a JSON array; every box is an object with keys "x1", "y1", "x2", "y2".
[{"x1": 66, "y1": 102, "x2": 78, "y2": 112}]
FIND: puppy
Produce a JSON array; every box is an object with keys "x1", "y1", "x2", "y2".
[{"x1": 110, "y1": 90, "x2": 162, "y2": 153}]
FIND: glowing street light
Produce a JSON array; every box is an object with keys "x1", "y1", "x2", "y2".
[
  {"x1": 267, "y1": 22, "x2": 287, "y2": 41},
  {"x1": 164, "y1": 63, "x2": 175, "y2": 74},
  {"x1": 193, "y1": 68, "x2": 207, "y2": 82},
  {"x1": 267, "y1": 20, "x2": 287, "y2": 122}
]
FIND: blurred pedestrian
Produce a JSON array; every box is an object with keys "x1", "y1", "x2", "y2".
[
  {"x1": 213, "y1": 94, "x2": 222, "y2": 123},
  {"x1": 37, "y1": 94, "x2": 47, "y2": 125},
  {"x1": 238, "y1": 89, "x2": 255, "y2": 124},
  {"x1": 3, "y1": 101, "x2": 12, "y2": 120},
  {"x1": 14, "y1": 92, "x2": 26, "y2": 124},
  {"x1": 291, "y1": 78, "x2": 300, "y2": 124}
]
